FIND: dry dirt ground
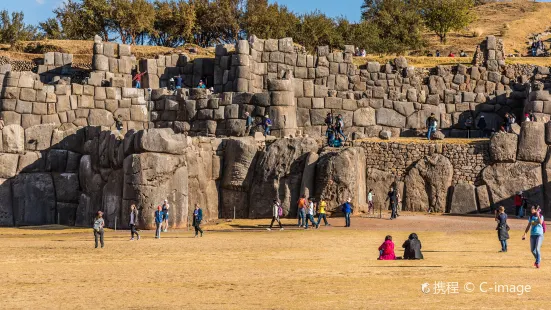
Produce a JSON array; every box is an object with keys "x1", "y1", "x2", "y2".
[{"x1": 0, "y1": 214, "x2": 549, "y2": 309}]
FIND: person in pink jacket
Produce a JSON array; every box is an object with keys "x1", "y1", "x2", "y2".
[{"x1": 378, "y1": 235, "x2": 396, "y2": 260}]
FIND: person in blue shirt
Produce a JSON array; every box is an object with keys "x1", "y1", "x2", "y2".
[
  {"x1": 197, "y1": 80, "x2": 206, "y2": 89},
  {"x1": 341, "y1": 198, "x2": 352, "y2": 227},
  {"x1": 154, "y1": 205, "x2": 163, "y2": 239},
  {"x1": 523, "y1": 205, "x2": 545, "y2": 268},
  {"x1": 325, "y1": 125, "x2": 335, "y2": 147},
  {"x1": 175, "y1": 75, "x2": 183, "y2": 89},
  {"x1": 193, "y1": 204, "x2": 204, "y2": 238},
  {"x1": 263, "y1": 114, "x2": 272, "y2": 136}
]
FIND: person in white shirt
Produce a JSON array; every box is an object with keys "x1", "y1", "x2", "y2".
[
  {"x1": 129, "y1": 204, "x2": 140, "y2": 240},
  {"x1": 367, "y1": 189, "x2": 374, "y2": 215},
  {"x1": 305, "y1": 198, "x2": 317, "y2": 229},
  {"x1": 267, "y1": 199, "x2": 284, "y2": 231}
]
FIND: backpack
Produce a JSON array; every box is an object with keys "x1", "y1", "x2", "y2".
[{"x1": 278, "y1": 205, "x2": 283, "y2": 217}]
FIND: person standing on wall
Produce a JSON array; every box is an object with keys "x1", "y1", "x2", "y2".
[
  {"x1": 154, "y1": 206, "x2": 163, "y2": 239},
  {"x1": 335, "y1": 114, "x2": 346, "y2": 142},
  {"x1": 263, "y1": 114, "x2": 272, "y2": 136},
  {"x1": 161, "y1": 199, "x2": 170, "y2": 232},
  {"x1": 267, "y1": 199, "x2": 284, "y2": 231},
  {"x1": 522, "y1": 205, "x2": 545, "y2": 268},
  {"x1": 129, "y1": 204, "x2": 140, "y2": 241},
  {"x1": 193, "y1": 204, "x2": 204, "y2": 238},
  {"x1": 426, "y1": 113, "x2": 438, "y2": 140},
  {"x1": 133, "y1": 71, "x2": 147, "y2": 89},
  {"x1": 341, "y1": 198, "x2": 353, "y2": 227},
  {"x1": 245, "y1": 112, "x2": 253, "y2": 136},
  {"x1": 93, "y1": 211, "x2": 105, "y2": 249}
]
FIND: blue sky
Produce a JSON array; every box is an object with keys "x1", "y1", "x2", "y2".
[{"x1": 1, "y1": 0, "x2": 365, "y2": 26}]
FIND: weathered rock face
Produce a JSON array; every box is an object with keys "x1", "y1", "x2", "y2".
[
  {"x1": 404, "y1": 154, "x2": 453, "y2": 212},
  {"x1": 123, "y1": 153, "x2": 188, "y2": 229},
  {"x1": 0, "y1": 178, "x2": 13, "y2": 226},
  {"x1": 12, "y1": 173, "x2": 56, "y2": 226},
  {"x1": 138, "y1": 128, "x2": 190, "y2": 155},
  {"x1": 186, "y1": 149, "x2": 219, "y2": 223},
  {"x1": 249, "y1": 137, "x2": 318, "y2": 218},
  {"x1": 102, "y1": 169, "x2": 123, "y2": 228},
  {"x1": 517, "y1": 122, "x2": 547, "y2": 163},
  {"x1": 542, "y1": 147, "x2": 551, "y2": 216},
  {"x1": 300, "y1": 152, "x2": 318, "y2": 199},
  {"x1": 449, "y1": 183, "x2": 478, "y2": 214},
  {"x1": 2, "y1": 124, "x2": 24, "y2": 154},
  {"x1": 315, "y1": 147, "x2": 367, "y2": 215},
  {"x1": 365, "y1": 168, "x2": 398, "y2": 212},
  {"x1": 490, "y1": 132, "x2": 517, "y2": 162},
  {"x1": 482, "y1": 161, "x2": 544, "y2": 212}
]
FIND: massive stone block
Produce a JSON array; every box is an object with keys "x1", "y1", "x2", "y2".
[
  {"x1": 376, "y1": 108, "x2": 406, "y2": 128},
  {"x1": 365, "y1": 168, "x2": 400, "y2": 212},
  {"x1": 315, "y1": 147, "x2": 367, "y2": 215},
  {"x1": 138, "y1": 128, "x2": 189, "y2": 155},
  {"x1": 24, "y1": 124, "x2": 56, "y2": 151},
  {"x1": 12, "y1": 173, "x2": 56, "y2": 226},
  {"x1": 517, "y1": 122, "x2": 547, "y2": 163},
  {"x1": 2, "y1": 124, "x2": 24, "y2": 154},
  {"x1": 449, "y1": 183, "x2": 478, "y2": 214},
  {"x1": 186, "y1": 150, "x2": 218, "y2": 223},
  {"x1": 0, "y1": 153, "x2": 18, "y2": 178},
  {"x1": 489, "y1": 132, "x2": 517, "y2": 162},
  {"x1": 102, "y1": 169, "x2": 123, "y2": 228},
  {"x1": 53, "y1": 173, "x2": 80, "y2": 203},
  {"x1": 0, "y1": 178, "x2": 13, "y2": 226},
  {"x1": 353, "y1": 107, "x2": 376, "y2": 127},
  {"x1": 404, "y1": 154, "x2": 453, "y2": 212}
]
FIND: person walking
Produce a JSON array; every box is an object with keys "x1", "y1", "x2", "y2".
[
  {"x1": 132, "y1": 71, "x2": 147, "y2": 89},
  {"x1": 154, "y1": 206, "x2": 163, "y2": 239},
  {"x1": 267, "y1": 199, "x2": 284, "y2": 231},
  {"x1": 316, "y1": 197, "x2": 330, "y2": 228},
  {"x1": 304, "y1": 197, "x2": 317, "y2": 229},
  {"x1": 297, "y1": 194, "x2": 307, "y2": 227},
  {"x1": 161, "y1": 199, "x2": 170, "y2": 232},
  {"x1": 386, "y1": 187, "x2": 398, "y2": 220},
  {"x1": 367, "y1": 189, "x2": 374, "y2": 215},
  {"x1": 495, "y1": 206, "x2": 509, "y2": 253},
  {"x1": 341, "y1": 198, "x2": 352, "y2": 227},
  {"x1": 402, "y1": 233, "x2": 423, "y2": 259},
  {"x1": 129, "y1": 204, "x2": 140, "y2": 241},
  {"x1": 426, "y1": 113, "x2": 438, "y2": 140},
  {"x1": 263, "y1": 115, "x2": 272, "y2": 136},
  {"x1": 93, "y1": 211, "x2": 105, "y2": 249},
  {"x1": 522, "y1": 205, "x2": 545, "y2": 268},
  {"x1": 193, "y1": 204, "x2": 204, "y2": 237}
]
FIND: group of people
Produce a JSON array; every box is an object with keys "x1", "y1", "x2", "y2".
[
  {"x1": 430, "y1": 50, "x2": 468, "y2": 58},
  {"x1": 354, "y1": 47, "x2": 367, "y2": 57},
  {"x1": 378, "y1": 233, "x2": 424, "y2": 260},
  {"x1": 530, "y1": 39, "x2": 547, "y2": 57},
  {"x1": 244, "y1": 112, "x2": 272, "y2": 136},
  {"x1": 325, "y1": 113, "x2": 347, "y2": 147}
]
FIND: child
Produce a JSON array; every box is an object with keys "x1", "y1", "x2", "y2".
[{"x1": 378, "y1": 235, "x2": 396, "y2": 260}]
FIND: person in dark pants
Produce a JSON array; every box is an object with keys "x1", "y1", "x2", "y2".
[
  {"x1": 316, "y1": 197, "x2": 330, "y2": 228},
  {"x1": 129, "y1": 204, "x2": 140, "y2": 241},
  {"x1": 386, "y1": 187, "x2": 398, "y2": 220},
  {"x1": 495, "y1": 206, "x2": 509, "y2": 252},
  {"x1": 341, "y1": 198, "x2": 352, "y2": 227},
  {"x1": 514, "y1": 191, "x2": 523, "y2": 218},
  {"x1": 267, "y1": 199, "x2": 284, "y2": 231},
  {"x1": 154, "y1": 206, "x2": 163, "y2": 239},
  {"x1": 477, "y1": 115, "x2": 487, "y2": 138},
  {"x1": 402, "y1": 233, "x2": 423, "y2": 259},
  {"x1": 93, "y1": 211, "x2": 105, "y2": 248},
  {"x1": 193, "y1": 204, "x2": 204, "y2": 237}
]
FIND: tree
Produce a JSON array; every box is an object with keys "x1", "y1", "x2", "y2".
[
  {"x1": 111, "y1": 0, "x2": 156, "y2": 45},
  {"x1": 242, "y1": 0, "x2": 298, "y2": 39},
  {"x1": 192, "y1": 0, "x2": 242, "y2": 47},
  {"x1": 0, "y1": 10, "x2": 39, "y2": 46},
  {"x1": 336, "y1": 18, "x2": 381, "y2": 53},
  {"x1": 361, "y1": 0, "x2": 425, "y2": 54},
  {"x1": 151, "y1": 0, "x2": 196, "y2": 47},
  {"x1": 39, "y1": 18, "x2": 65, "y2": 40},
  {"x1": 295, "y1": 11, "x2": 341, "y2": 53},
  {"x1": 52, "y1": 0, "x2": 111, "y2": 41},
  {"x1": 419, "y1": 0, "x2": 476, "y2": 43}
]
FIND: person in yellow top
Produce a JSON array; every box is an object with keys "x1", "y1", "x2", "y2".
[{"x1": 316, "y1": 197, "x2": 330, "y2": 228}]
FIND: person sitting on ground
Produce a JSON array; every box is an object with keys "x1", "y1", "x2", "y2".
[
  {"x1": 402, "y1": 233, "x2": 423, "y2": 259},
  {"x1": 197, "y1": 80, "x2": 206, "y2": 89},
  {"x1": 263, "y1": 114, "x2": 272, "y2": 136},
  {"x1": 132, "y1": 71, "x2": 147, "y2": 89},
  {"x1": 378, "y1": 235, "x2": 396, "y2": 260},
  {"x1": 326, "y1": 125, "x2": 336, "y2": 147},
  {"x1": 361, "y1": 49, "x2": 366, "y2": 57},
  {"x1": 460, "y1": 50, "x2": 467, "y2": 57},
  {"x1": 435, "y1": 50, "x2": 440, "y2": 57},
  {"x1": 333, "y1": 136, "x2": 343, "y2": 148},
  {"x1": 448, "y1": 52, "x2": 455, "y2": 57}
]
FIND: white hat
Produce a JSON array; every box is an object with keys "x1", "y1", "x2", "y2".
[{"x1": 347, "y1": 198, "x2": 351, "y2": 203}]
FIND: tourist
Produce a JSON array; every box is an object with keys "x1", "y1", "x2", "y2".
[
  {"x1": 524, "y1": 113, "x2": 530, "y2": 122},
  {"x1": 267, "y1": 199, "x2": 284, "y2": 231},
  {"x1": 355, "y1": 47, "x2": 360, "y2": 56},
  {"x1": 529, "y1": 110, "x2": 536, "y2": 122},
  {"x1": 175, "y1": 75, "x2": 183, "y2": 89},
  {"x1": 316, "y1": 197, "x2": 330, "y2": 227},
  {"x1": 465, "y1": 115, "x2": 473, "y2": 138},
  {"x1": 297, "y1": 194, "x2": 307, "y2": 227},
  {"x1": 495, "y1": 206, "x2": 509, "y2": 253},
  {"x1": 448, "y1": 52, "x2": 455, "y2": 57},
  {"x1": 93, "y1": 211, "x2": 105, "y2": 249},
  {"x1": 263, "y1": 114, "x2": 272, "y2": 136},
  {"x1": 132, "y1": 71, "x2": 147, "y2": 89},
  {"x1": 169, "y1": 77, "x2": 175, "y2": 91},
  {"x1": 333, "y1": 136, "x2": 344, "y2": 148},
  {"x1": 304, "y1": 197, "x2": 317, "y2": 229},
  {"x1": 129, "y1": 204, "x2": 140, "y2": 241},
  {"x1": 361, "y1": 49, "x2": 366, "y2": 57},
  {"x1": 154, "y1": 206, "x2": 163, "y2": 239},
  {"x1": 197, "y1": 80, "x2": 206, "y2": 89},
  {"x1": 514, "y1": 191, "x2": 524, "y2": 218},
  {"x1": 245, "y1": 112, "x2": 253, "y2": 136},
  {"x1": 161, "y1": 199, "x2": 170, "y2": 232},
  {"x1": 386, "y1": 186, "x2": 398, "y2": 220},
  {"x1": 326, "y1": 125, "x2": 336, "y2": 147},
  {"x1": 435, "y1": 50, "x2": 440, "y2": 57},
  {"x1": 460, "y1": 50, "x2": 467, "y2": 57},
  {"x1": 115, "y1": 115, "x2": 123, "y2": 134},
  {"x1": 341, "y1": 198, "x2": 352, "y2": 227},
  {"x1": 378, "y1": 235, "x2": 396, "y2": 260},
  {"x1": 193, "y1": 204, "x2": 204, "y2": 237},
  {"x1": 477, "y1": 115, "x2": 487, "y2": 138},
  {"x1": 402, "y1": 233, "x2": 423, "y2": 259},
  {"x1": 335, "y1": 114, "x2": 346, "y2": 141},
  {"x1": 325, "y1": 112, "x2": 334, "y2": 128},
  {"x1": 522, "y1": 206, "x2": 545, "y2": 268},
  {"x1": 504, "y1": 113, "x2": 512, "y2": 133},
  {"x1": 367, "y1": 189, "x2": 374, "y2": 215},
  {"x1": 425, "y1": 113, "x2": 438, "y2": 140}
]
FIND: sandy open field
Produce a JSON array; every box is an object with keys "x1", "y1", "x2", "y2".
[{"x1": 0, "y1": 214, "x2": 549, "y2": 309}]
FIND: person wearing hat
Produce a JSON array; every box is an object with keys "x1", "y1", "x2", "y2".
[
  {"x1": 161, "y1": 199, "x2": 170, "y2": 232},
  {"x1": 154, "y1": 206, "x2": 163, "y2": 239},
  {"x1": 267, "y1": 199, "x2": 284, "y2": 231},
  {"x1": 263, "y1": 114, "x2": 272, "y2": 136},
  {"x1": 197, "y1": 80, "x2": 206, "y2": 89},
  {"x1": 341, "y1": 198, "x2": 353, "y2": 227},
  {"x1": 245, "y1": 112, "x2": 253, "y2": 136},
  {"x1": 93, "y1": 211, "x2": 105, "y2": 248}
]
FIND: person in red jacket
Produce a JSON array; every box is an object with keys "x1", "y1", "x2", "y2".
[
  {"x1": 378, "y1": 235, "x2": 396, "y2": 260},
  {"x1": 514, "y1": 191, "x2": 524, "y2": 218},
  {"x1": 133, "y1": 71, "x2": 147, "y2": 88}
]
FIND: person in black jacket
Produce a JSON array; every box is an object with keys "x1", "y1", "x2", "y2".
[
  {"x1": 193, "y1": 204, "x2": 203, "y2": 238},
  {"x1": 477, "y1": 115, "x2": 487, "y2": 138},
  {"x1": 402, "y1": 233, "x2": 423, "y2": 259}
]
